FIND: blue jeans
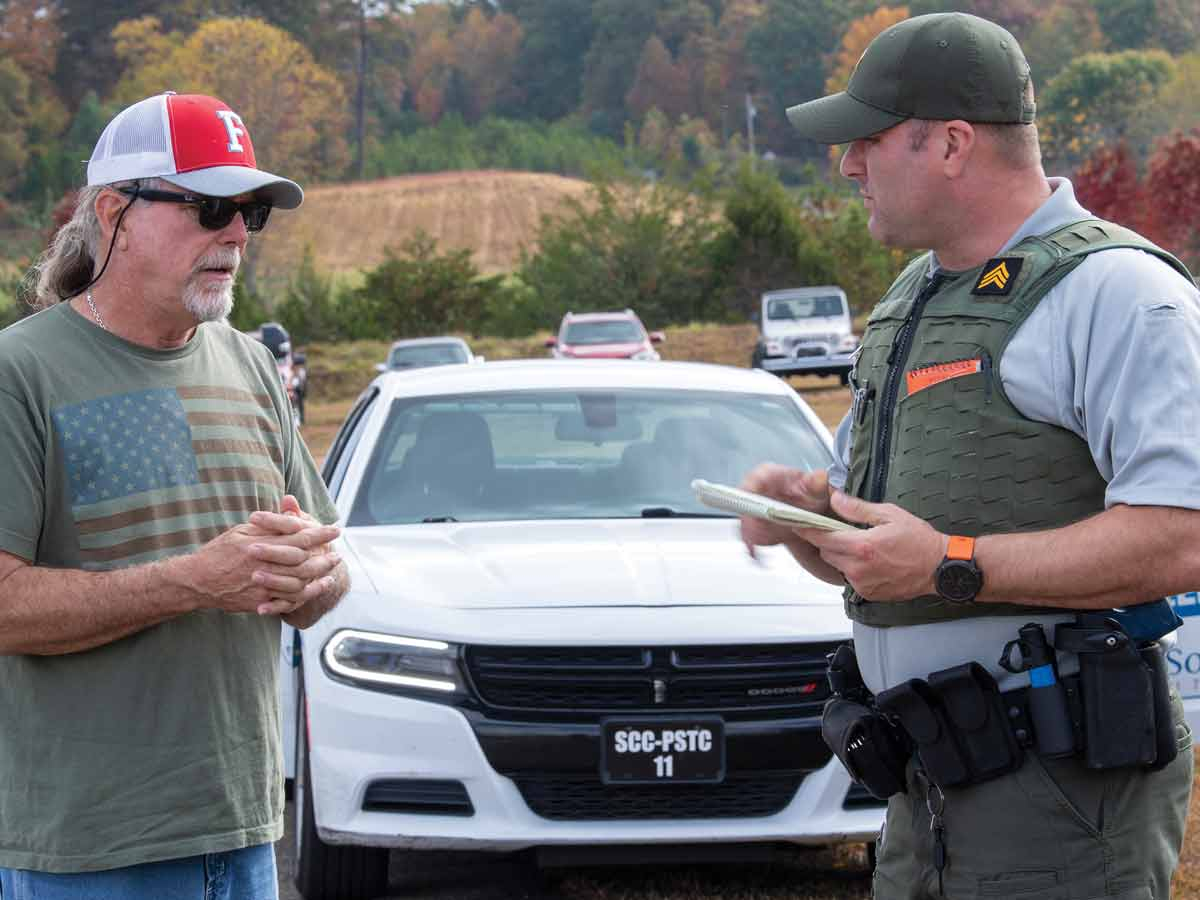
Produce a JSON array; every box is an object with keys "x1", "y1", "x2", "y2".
[{"x1": 0, "y1": 844, "x2": 277, "y2": 900}]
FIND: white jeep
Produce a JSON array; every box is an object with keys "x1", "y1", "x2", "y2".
[{"x1": 751, "y1": 286, "x2": 858, "y2": 383}]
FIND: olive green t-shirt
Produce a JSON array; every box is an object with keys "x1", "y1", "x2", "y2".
[{"x1": 0, "y1": 303, "x2": 337, "y2": 872}]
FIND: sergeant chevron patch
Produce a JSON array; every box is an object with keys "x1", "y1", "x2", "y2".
[{"x1": 972, "y1": 257, "x2": 1024, "y2": 295}]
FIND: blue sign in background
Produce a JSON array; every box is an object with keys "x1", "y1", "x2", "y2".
[{"x1": 1169, "y1": 591, "x2": 1200, "y2": 619}]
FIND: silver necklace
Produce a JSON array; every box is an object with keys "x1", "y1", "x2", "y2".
[{"x1": 85, "y1": 289, "x2": 106, "y2": 331}]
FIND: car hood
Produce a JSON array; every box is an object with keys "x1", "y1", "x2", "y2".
[
  {"x1": 343, "y1": 519, "x2": 843, "y2": 611},
  {"x1": 561, "y1": 342, "x2": 645, "y2": 358}
]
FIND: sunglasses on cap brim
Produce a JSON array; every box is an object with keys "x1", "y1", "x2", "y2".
[{"x1": 115, "y1": 186, "x2": 272, "y2": 233}]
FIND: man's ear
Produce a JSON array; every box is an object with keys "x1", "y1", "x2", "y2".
[
  {"x1": 94, "y1": 188, "x2": 130, "y2": 247},
  {"x1": 942, "y1": 121, "x2": 976, "y2": 178}
]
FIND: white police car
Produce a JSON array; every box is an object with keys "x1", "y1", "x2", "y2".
[{"x1": 278, "y1": 360, "x2": 882, "y2": 900}]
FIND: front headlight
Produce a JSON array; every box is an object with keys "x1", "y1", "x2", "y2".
[
  {"x1": 837, "y1": 334, "x2": 860, "y2": 352},
  {"x1": 764, "y1": 340, "x2": 784, "y2": 356},
  {"x1": 322, "y1": 629, "x2": 465, "y2": 696}
]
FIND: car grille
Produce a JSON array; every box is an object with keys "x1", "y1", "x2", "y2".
[
  {"x1": 463, "y1": 642, "x2": 837, "y2": 722},
  {"x1": 783, "y1": 334, "x2": 838, "y2": 352},
  {"x1": 515, "y1": 773, "x2": 804, "y2": 820}
]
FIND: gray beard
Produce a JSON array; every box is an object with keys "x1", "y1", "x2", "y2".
[{"x1": 183, "y1": 279, "x2": 235, "y2": 322}]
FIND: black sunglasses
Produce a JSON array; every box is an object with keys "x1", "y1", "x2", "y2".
[{"x1": 116, "y1": 186, "x2": 272, "y2": 233}]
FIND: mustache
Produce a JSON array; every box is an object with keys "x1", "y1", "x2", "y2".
[{"x1": 191, "y1": 249, "x2": 241, "y2": 276}]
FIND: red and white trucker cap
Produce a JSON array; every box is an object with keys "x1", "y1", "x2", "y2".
[{"x1": 86, "y1": 92, "x2": 303, "y2": 209}]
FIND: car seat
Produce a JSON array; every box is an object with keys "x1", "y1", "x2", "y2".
[{"x1": 392, "y1": 411, "x2": 495, "y2": 518}]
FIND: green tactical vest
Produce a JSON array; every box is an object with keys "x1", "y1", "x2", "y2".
[{"x1": 845, "y1": 219, "x2": 1194, "y2": 627}]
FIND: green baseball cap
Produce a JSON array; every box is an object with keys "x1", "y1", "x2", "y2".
[{"x1": 787, "y1": 13, "x2": 1035, "y2": 144}]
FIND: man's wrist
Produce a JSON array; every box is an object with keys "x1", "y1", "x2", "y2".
[{"x1": 157, "y1": 554, "x2": 204, "y2": 614}]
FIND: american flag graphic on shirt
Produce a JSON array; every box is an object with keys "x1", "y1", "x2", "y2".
[{"x1": 53, "y1": 386, "x2": 285, "y2": 569}]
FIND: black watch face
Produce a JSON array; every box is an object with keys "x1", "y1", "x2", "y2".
[{"x1": 936, "y1": 559, "x2": 982, "y2": 603}]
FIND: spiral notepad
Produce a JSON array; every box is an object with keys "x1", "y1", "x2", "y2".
[{"x1": 691, "y1": 479, "x2": 855, "y2": 532}]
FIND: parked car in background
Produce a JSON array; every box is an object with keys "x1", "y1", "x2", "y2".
[
  {"x1": 247, "y1": 321, "x2": 307, "y2": 424},
  {"x1": 546, "y1": 309, "x2": 664, "y2": 360},
  {"x1": 751, "y1": 286, "x2": 857, "y2": 384},
  {"x1": 280, "y1": 359, "x2": 884, "y2": 900},
  {"x1": 375, "y1": 336, "x2": 480, "y2": 373}
]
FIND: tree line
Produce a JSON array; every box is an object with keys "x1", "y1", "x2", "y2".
[
  {"x1": 3, "y1": 0, "x2": 1200, "y2": 213},
  {"x1": 3, "y1": 0, "x2": 1200, "y2": 335}
]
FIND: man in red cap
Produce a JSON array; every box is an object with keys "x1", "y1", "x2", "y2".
[
  {"x1": 740, "y1": 12, "x2": 1197, "y2": 900},
  {"x1": 0, "y1": 93, "x2": 345, "y2": 898}
]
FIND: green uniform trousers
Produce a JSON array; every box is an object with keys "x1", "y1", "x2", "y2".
[{"x1": 873, "y1": 695, "x2": 1194, "y2": 900}]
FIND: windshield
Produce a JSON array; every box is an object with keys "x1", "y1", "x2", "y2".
[
  {"x1": 563, "y1": 320, "x2": 644, "y2": 345},
  {"x1": 766, "y1": 296, "x2": 845, "y2": 320},
  {"x1": 389, "y1": 343, "x2": 469, "y2": 368},
  {"x1": 349, "y1": 388, "x2": 833, "y2": 525}
]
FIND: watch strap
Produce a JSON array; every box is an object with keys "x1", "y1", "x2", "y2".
[{"x1": 946, "y1": 535, "x2": 975, "y2": 561}]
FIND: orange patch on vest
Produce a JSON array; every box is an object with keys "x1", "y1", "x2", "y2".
[{"x1": 906, "y1": 359, "x2": 982, "y2": 396}]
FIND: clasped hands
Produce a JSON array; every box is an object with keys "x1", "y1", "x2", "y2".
[
  {"x1": 184, "y1": 494, "x2": 342, "y2": 619},
  {"x1": 738, "y1": 463, "x2": 949, "y2": 601}
]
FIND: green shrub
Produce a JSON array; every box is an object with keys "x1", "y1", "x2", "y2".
[{"x1": 520, "y1": 174, "x2": 724, "y2": 329}]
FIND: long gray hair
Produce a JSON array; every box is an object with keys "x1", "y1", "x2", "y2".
[{"x1": 24, "y1": 179, "x2": 151, "y2": 309}]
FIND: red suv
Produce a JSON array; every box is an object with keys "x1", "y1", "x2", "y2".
[{"x1": 545, "y1": 310, "x2": 665, "y2": 360}]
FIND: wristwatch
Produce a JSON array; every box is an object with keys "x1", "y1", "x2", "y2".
[{"x1": 935, "y1": 535, "x2": 983, "y2": 604}]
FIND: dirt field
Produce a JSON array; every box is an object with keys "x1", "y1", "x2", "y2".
[{"x1": 253, "y1": 170, "x2": 591, "y2": 284}]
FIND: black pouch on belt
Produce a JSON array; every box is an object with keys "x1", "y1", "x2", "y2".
[
  {"x1": 875, "y1": 678, "x2": 971, "y2": 787},
  {"x1": 820, "y1": 696, "x2": 910, "y2": 799},
  {"x1": 927, "y1": 662, "x2": 1023, "y2": 781},
  {"x1": 1055, "y1": 616, "x2": 1157, "y2": 769}
]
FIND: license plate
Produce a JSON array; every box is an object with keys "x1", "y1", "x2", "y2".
[{"x1": 600, "y1": 718, "x2": 725, "y2": 784}]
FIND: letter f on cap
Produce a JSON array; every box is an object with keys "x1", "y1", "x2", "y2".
[{"x1": 215, "y1": 109, "x2": 247, "y2": 153}]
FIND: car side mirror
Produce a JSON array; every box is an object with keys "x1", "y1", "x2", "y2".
[
  {"x1": 649, "y1": 331, "x2": 665, "y2": 344},
  {"x1": 544, "y1": 337, "x2": 557, "y2": 348},
  {"x1": 374, "y1": 363, "x2": 388, "y2": 373},
  {"x1": 292, "y1": 351, "x2": 306, "y2": 366},
  {"x1": 474, "y1": 355, "x2": 486, "y2": 364}
]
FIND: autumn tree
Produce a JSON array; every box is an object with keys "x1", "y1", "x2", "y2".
[
  {"x1": 1143, "y1": 130, "x2": 1200, "y2": 267},
  {"x1": 580, "y1": 0, "x2": 663, "y2": 137},
  {"x1": 450, "y1": 7, "x2": 524, "y2": 122},
  {"x1": 825, "y1": 6, "x2": 910, "y2": 94},
  {"x1": 1072, "y1": 142, "x2": 1148, "y2": 234},
  {"x1": 111, "y1": 17, "x2": 350, "y2": 183},
  {"x1": 1138, "y1": 52, "x2": 1200, "y2": 144},
  {"x1": 626, "y1": 35, "x2": 692, "y2": 122},
  {"x1": 1021, "y1": 0, "x2": 1104, "y2": 84},
  {"x1": 397, "y1": 3, "x2": 456, "y2": 123},
  {"x1": 1039, "y1": 49, "x2": 1174, "y2": 170}
]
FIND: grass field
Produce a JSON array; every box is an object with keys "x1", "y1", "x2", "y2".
[{"x1": 296, "y1": 322, "x2": 1199, "y2": 898}]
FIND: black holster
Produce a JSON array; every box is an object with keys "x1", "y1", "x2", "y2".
[
  {"x1": 819, "y1": 643, "x2": 910, "y2": 800},
  {"x1": 1055, "y1": 615, "x2": 1178, "y2": 771},
  {"x1": 875, "y1": 663, "x2": 1023, "y2": 789}
]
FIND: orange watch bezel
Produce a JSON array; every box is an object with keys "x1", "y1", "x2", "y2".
[{"x1": 946, "y1": 535, "x2": 975, "y2": 561}]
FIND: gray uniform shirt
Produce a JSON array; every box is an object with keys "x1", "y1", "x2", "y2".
[{"x1": 828, "y1": 178, "x2": 1200, "y2": 693}]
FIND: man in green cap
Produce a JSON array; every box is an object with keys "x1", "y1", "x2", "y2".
[{"x1": 740, "y1": 11, "x2": 1198, "y2": 900}]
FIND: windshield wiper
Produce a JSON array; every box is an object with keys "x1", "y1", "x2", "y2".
[
  {"x1": 421, "y1": 515, "x2": 458, "y2": 523},
  {"x1": 640, "y1": 507, "x2": 730, "y2": 519}
]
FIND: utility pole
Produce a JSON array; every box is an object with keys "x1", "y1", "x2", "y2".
[
  {"x1": 745, "y1": 91, "x2": 757, "y2": 170},
  {"x1": 355, "y1": 0, "x2": 369, "y2": 181}
]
